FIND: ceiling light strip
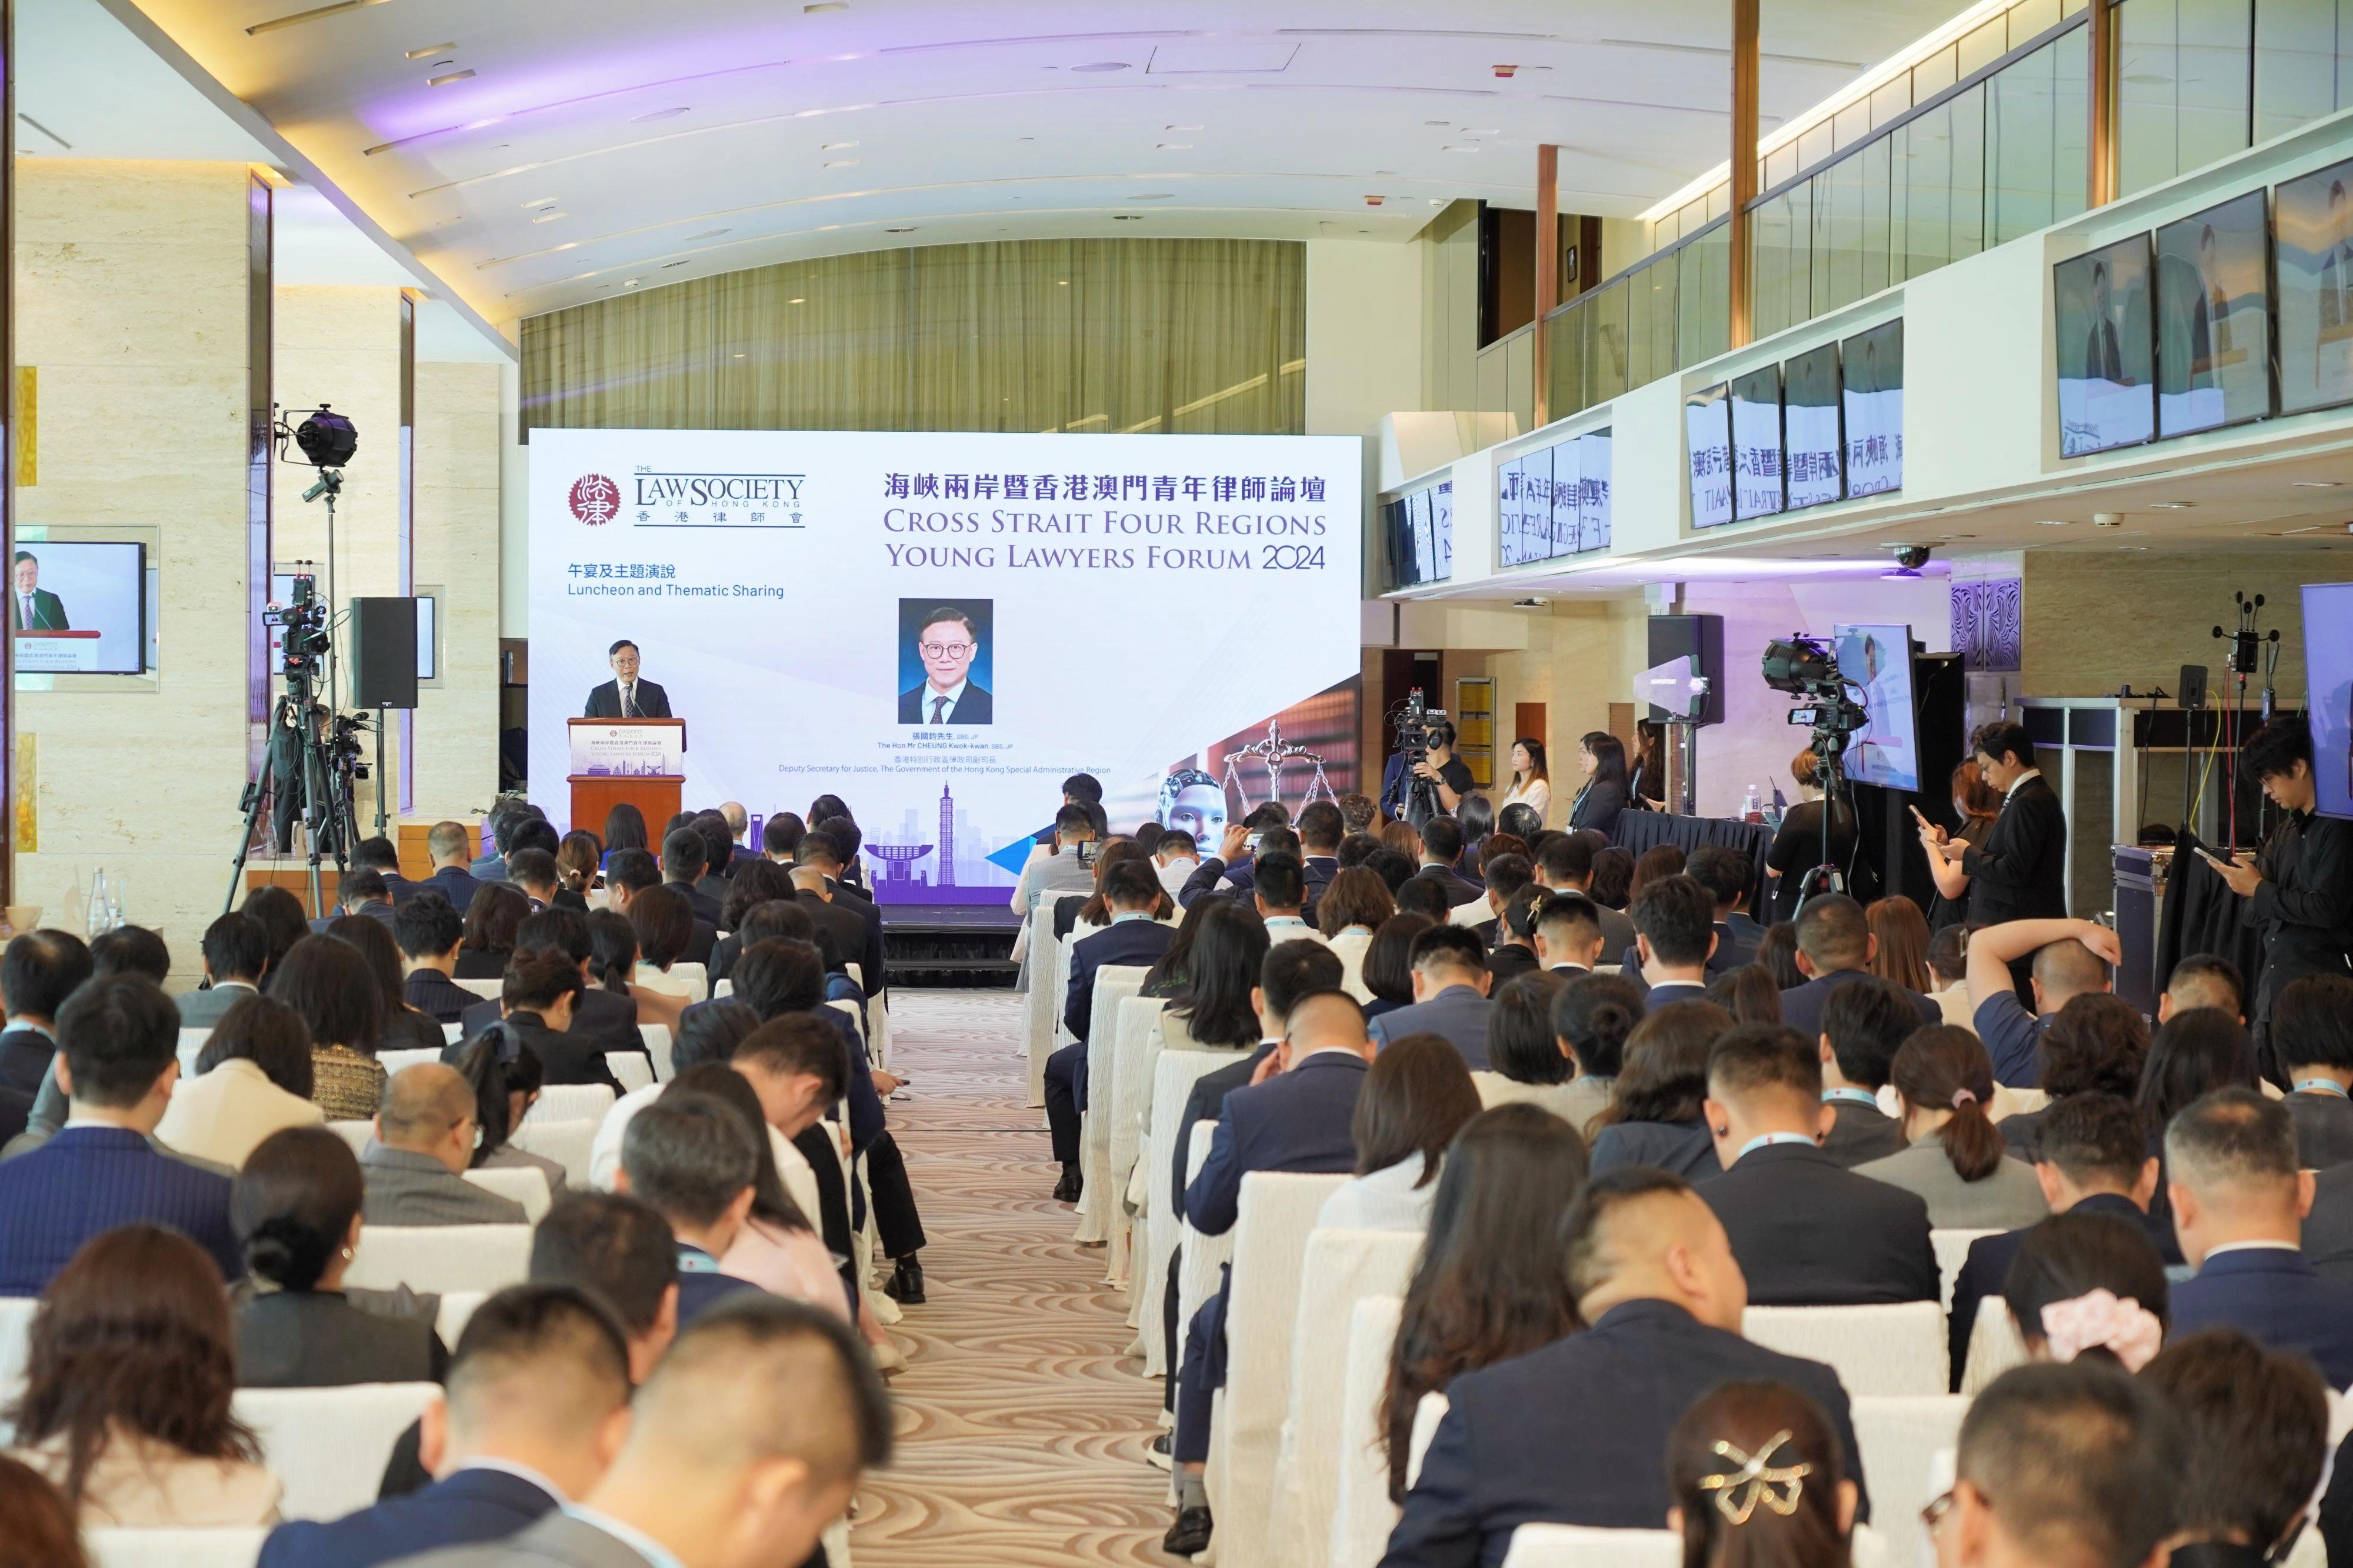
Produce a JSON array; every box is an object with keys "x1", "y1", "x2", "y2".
[{"x1": 245, "y1": 0, "x2": 394, "y2": 36}]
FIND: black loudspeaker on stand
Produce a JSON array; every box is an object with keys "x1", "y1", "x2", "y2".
[{"x1": 348, "y1": 598, "x2": 419, "y2": 840}]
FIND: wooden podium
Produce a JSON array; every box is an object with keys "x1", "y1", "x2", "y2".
[{"x1": 568, "y1": 718, "x2": 686, "y2": 836}]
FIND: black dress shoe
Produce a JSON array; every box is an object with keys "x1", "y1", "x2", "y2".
[
  {"x1": 1162, "y1": 1504, "x2": 1213, "y2": 1556},
  {"x1": 1146, "y1": 1432, "x2": 1172, "y2": 1472},
  {"x1": 883, "y1": 1255, "x2": 926, "y2": 1305},
  {"x1": 1052, "y1": 1166, "x2": 1082, "y2": 1203}
]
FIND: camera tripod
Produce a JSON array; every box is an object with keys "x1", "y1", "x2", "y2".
[{"x1": 224, "y1": 685, "x2": 364, "y2": 919}]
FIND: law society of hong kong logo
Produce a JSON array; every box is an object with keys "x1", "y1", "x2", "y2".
[{"x1": 569, "y1": 474, "x2": 623, "y2": 525}]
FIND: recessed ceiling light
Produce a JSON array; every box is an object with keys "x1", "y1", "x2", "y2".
[
  {"x1": 1056, "y1": 279, "x2": 1069, "y2": 286},
  {"x1": 1424, "y1": 119, "x2": 1450, "y2": 126},
  {"x1": 551, "y1": 241, "x2": 578, "y2": 251},
  {"x1": 2037, "y1": 519, "x2": 2071, "y2": 526},
  {"x1": 404, "y1": 42, "x2": 456, "y2": 59},
  {"x1": 631, "y1": 106, "x2": 690, "y2": 122},
  {"x1": 1157, "y1": 142, "x2": 1192, "y2": 151},
  {"x1": 426, "y1": 69, "x2": 476, "y2": 86},
  {"x1": 1442, "y1": 145, "x2": 1481, "y2": 153},
  {"x1": 788, "y1": 298, "x2": 805, "y2": 304},
  {"x1": 1165, "y1": 124, "x2": 1202, "y2": 131},
  {"x1": 2294, "y1": 481, "x2": 2342, "y2": 488},
  {"x1": 825, "y1": 159, "x2": 857, "y2": 168},
  {"x1": 804, "y1": 2, "x2": 848, "y2": 11},
  {"x1": 686, "y1": 228, "x2": 729, "y2": 240},
  {"x1": 521, "y1": 195, "x2": 559, "y2": 209},
  {"x1": 662, "y1": 259, "x2": 691, "y2": 268},
  {"x1": 1461, "y1": 127, "x2": 1499, "y2": 136},
  {"x1": 1112, "y1": 213, "x2": 1142, "y2": 221},
  {"x1": 624, "y1": 278, "x2": 641, "y2": 288},
  {"x1": 735, "y1": 352, "x2": 747, "y2": 358},
  {"x1": 1131, "y1": 192, "x2": 1175, "y2": 199},
  {"x1": 821, "y1": 141, "x2": 857, "y2": 150},
  {"x1": 1071, "y1": 61, "x2": 1131, "y2": 72},
  {"x1": 2149, "y1": 502, "x2": 2192, "y2": 509},
  {"x1": 530, "y1": 211, "x2": 568, "y2": 223},
  {"x1": 884, "y1": 226, "x2": 916, "y2": 233}
]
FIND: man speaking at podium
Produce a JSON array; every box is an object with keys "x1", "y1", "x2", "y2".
[
  {"x1": 583, "y1": 638, "x2": 671, "y2": 720},
  {"x1": 9, "y1": 552, "x2": 66, "y2": 632}
]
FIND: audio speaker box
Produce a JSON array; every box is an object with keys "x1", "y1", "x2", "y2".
[{"x1": 349, "y1": 597, "x2": 419, "y2": 710}]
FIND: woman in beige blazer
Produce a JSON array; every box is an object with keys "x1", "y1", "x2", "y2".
[{"x1": 155, "y1": 996, "x2": 324, "y2": 1169}]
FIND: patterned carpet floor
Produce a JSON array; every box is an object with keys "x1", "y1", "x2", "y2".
[{"x1": 853, "y1": 990, "x2": 1174, "y2": 1567}]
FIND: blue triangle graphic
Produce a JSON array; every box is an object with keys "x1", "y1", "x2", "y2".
[{"x1": 987, "y1": 832, "x2": 1046, "y2": 879}]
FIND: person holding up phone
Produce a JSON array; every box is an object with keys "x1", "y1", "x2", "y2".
[{"x1": 2208, "y1": 713, "x2": 2353, "y2": 1069}]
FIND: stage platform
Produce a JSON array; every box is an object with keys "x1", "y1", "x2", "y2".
[{"x1": 882, "y1": 903, "x2": 1021, "y2": 989}]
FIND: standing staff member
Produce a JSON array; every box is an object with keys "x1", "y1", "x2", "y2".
[
  {"x1": 2211, "y1": 713, "x2": 2353, "y2": 1072},
  {"x1": 1921, "y1": 721, "x2": 2068, "y2": 923}
]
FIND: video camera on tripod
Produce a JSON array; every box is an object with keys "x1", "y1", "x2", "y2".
[
  {"x1": 1387, "y1": 690, "x2": 1455, "y2": 831},
  {"x1": 262, "y1": 574, "x2": 331, "y2": 682},
  {"x1": 1761, "y1": 633, "x2": 1872, "y2": 908}
]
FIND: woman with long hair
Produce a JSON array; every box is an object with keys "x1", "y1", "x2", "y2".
[
  {"x1": 1455, "y1": 793, "x2": 1497, "y2": 870},
  {"x1": 601, "y1": 802, "x2": 649, "y2": 863},
  {"x1": 1667, "y1": 1380, "x2": 1857, "y2": 1568},
  {"x1": 1318, "y1": 867, "x2": 1396, "y2": 1003},
  {"x1": 1924, "y1": 760, "x2": 2003, "y2": 929},
  {"x1": 230, "y1": 1126, "x2": 445, "y2": 1387},
  {"x1": 1865, "y1": 896, "x2": 1932, "y2": 995},
  {"x1": 269, "y1": 935, "x2": 385, "y2": 1120},
  {"x1": 1166, "y1": 902, "x2": 1271, "y2": 1048},
  {"x1": 1567, "y1": 732, "x2": 1631, "y2": 838},
  {"x1": 325, "y1": 913, "x2": 445, "y2": 1054},
  {"x1": 1754, "y1": 923, "x2": 1805, "y2": 990},
  {"x1": 1141, "y1": 895, "x2": 1216, "y2": 998},
  {"x1": 556, "y1": 829, "x2": 604, "y2": 895},
  {"x1": 1501, "y1": 738, "x2": 1551, "y2": 828},
  {"x1": 1549, "y1": 973, "x2": 1646, "y2": 1136},
  {"x1": 447, "y1": 1033, "x2": 571, "y2": 1200},
  {"x1": 1707, "y1": 965, "x2": 1783, "y2": 1026},
  {"x1": 239, "y1": 885, "x2": 310, "y2": 986},
  {"x1": 1381, "y1": 1105, "x2": 1588, "y2": 1497},
  {"x1": 663, "y1": 1064, "x2": 849, "y2": 1321},
  {"x1": 1319, "y1": 1033, "x2": 1485, "y2": 1232},
  {"x1": 587, "y1": 908, "x2": 684, "y2": 1035},
  {"x1": 1589, "y1": 846, "x2": 1636, "y2": 911},
  {"x1": 1630, "y1": 720, "x2": 1669, "y2": 808},
  {"x1": 1854, "y1": 1027, "x2": 2047, "y2": 1228},
  {"x1": 4, "y1": 1226, "x2": 278, "y2": 1525},
  {"x1": 454, "y1": 883, "x2": 531, "y2": 982},
  {"x1": 1361, "y1": 912, "x2": 1436, "y2": 1022},
  {"x1": 1588, "y1": 1000, "x2": 1731, "y2": 1179},
  {"x1": 2002, "y1": 1209, "x2": 2169, "y2": 1370},
  {"x1": 1380, "y1": 819, "x2": 1424, "y2": 861},
  {"x1": 1629, "y1": 845, "x2": 1687, "y2": 904},
  {"x1": 1765, "y1": 750, "x2": 1863, "y2": 922},
  {"x1": 624, "y1": 884, "x2": 698, "y2": 1005}
]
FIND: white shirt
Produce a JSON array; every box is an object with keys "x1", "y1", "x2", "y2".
[
  {"x1": 921, "y1": 678, "x2": 969, "y2": 723},
  {"x1": 591, "y1": 1082, "x2": 824, "y2": 1225},
  {"x1": 1264, "y1": 916, "x2": 1325, "y2": 943},
  {"x1": 2004, "y1": 767, "x2": 2043, "y2": 799},
  {"x1": 2201, "y1": 1239, "x2": 2301, "y2": 1260},
  {"x1": 617, "y1": 680, "x2": 641, "y2": 718},
  {"x1": 1156, "y1": 858, "x2": 1200, "y2": 898}
]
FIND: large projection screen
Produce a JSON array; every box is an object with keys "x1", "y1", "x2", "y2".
[{"x1": 531, "y1": 430, "x2": 1363, "y2": 902}]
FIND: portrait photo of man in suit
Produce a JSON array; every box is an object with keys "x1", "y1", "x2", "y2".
[
  {"x1": 582, "y1": 639, "x2": 671, "y2": 720},
  {"x1": 897, "y1": 601, "x2": 993, "y2": 726},
  {"x1": 9, "y1": 551, "x2": 67, "y2": 632}
]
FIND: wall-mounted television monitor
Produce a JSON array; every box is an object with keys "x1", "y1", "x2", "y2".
[
  {"x1": 1730, "y1": 364, "x2": 1786, "y2": 521},
  {"x1": 1495, "y1": 456, "x2": 1528, "y2": 568},
  {"x1": 1842, "y1": 320, "x2": 1904, "y2": 496},
  {"x1": 2275, "y1": 156, "x2": 2353, "y2": 416},
  {"x1": 1686, "y1": 383, "x2": 1734, "y2": 529},
  {"x1": 1577, "y1": 428, "x2": 1613, "y2": 553},
  {"x1": 1409, "y1": 491, "x2": 1438, "y2": 585},
  {"x1": 2055, "y1": 233, "x2": 2156, "y2": 456},
  {"x1": 2306, "y1": 582, "x2": 2353, "y2": 820},
  {"x1": 2157, "y1": 190, "x2": 2272, "y2": 437},
  {"x1": 1784, "y1": 342, "x2": 1844, "y2": 509},
  {"x1": 1832, "y1": 622, "x2": 1921, "y2": 793},
  {"x1": 1546, "y1": 442, "x2": 1577, "y2": 558},
  {"x1": 1431, "y1": 482, "x2": 1454, "y2": 580},
  {"x1": 11, "y1": 541, "x2": 146, "y2": 675}
]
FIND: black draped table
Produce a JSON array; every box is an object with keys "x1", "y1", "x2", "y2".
[{"x1": 1608, "y1": 810, "x2": 1778, "y2": 922}]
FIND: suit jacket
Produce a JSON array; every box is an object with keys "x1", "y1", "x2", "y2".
[
  {"x1": 259, "y1": 1463, "x2": 559, "y2": 1568},
  {"x1": 1853, "y1": 1136, "x2": 2049, "y2": 1229},
  {"x1": 1616, "y1": 921, "x2": 1755, "y2": 987},
  {"x1": 176, "y1": 982, "x2": 265, "y2": 1029},
  {"x1": 0, "y1": 1125, "x2": 242, "y2": 1295},
  {"x1": 1586, "y1": 1119, "x2": 1720, "y2": 1180},
  {"x1": 829, "y1": 880, "x2": 888, "y2": 998},
  {"x1": 0, "y1": 1026, "x2": 54, "y2": 1099},
  {"x1": 406, "y1": 970, "x2": 480, "y2": 1026},
  {"x1": 2171, "y1": 1245, "x2": 2353, "y2": 1387},
  {"x1": 898, "y1": 681, "x2": 992, "y2": 724},
  {"x1": 1381, "y1": 1298, "x2": 1866, "y2": 1568},
  {"x1": 458, "y1": 989, "x2": 647, "y2": 1066},
  {"x1": 359, "y1": 1142, "x2": 528, "y2": 1227},
  {"x1": 409, "y1": 866, "x2": 485, "y2": 915},
  {"x1": 235, "y1": 1289, "x2": 444, "y2": 1389},
  {"x1": 2286, "y1": 1091, "x2": 2353, "y2": 1171},
  {"x1": 1949, "y1": 1192, "x2": 2157, "y2": 1389},
  {"x1": 9, "y1": 587, "x2": 67, "y2": 632},
  {"x1": 1569, "y1": 899, "x2": 1637, "y2": 966},
  {"x1": 1821, "y1": 1098, "x2": 1909, "y2": 1168},
  {"x1": 1778, "y1": 968, "x2": 1941, "y2": 1042},
  {"x1": 582, "y1": 678, "x2": 671, "y2": 720},
  {"x1": 1565, "y1": 778, "x2": 1629, "y2": 838},
  {"x1": 666, "y1": 879, "x2": 723, "y2": 929},
  {"x1": 676, "y1": 1243, "x2": 766, "y2": 1326},
  {"x1": 1958, "y1": 773, "x2": 2068, "y2": 925},
  {"x1": 1367, "y1": 985, "x2": 1494, "y2": 1069},
  {"x1": 1404, "y1": 863, "x2": 1487, "y2": 909},
  {"x1": 1485, "y1": 944, "x2": 1539, "y2": 986},
  {"x1": 1184, "y1": 1050, "x2": 1368, "y2": 1237},
  {"x1": 1697, "y1": 1141, "x2": 1938, "y2": 1305},
  {"x1": 2302, "y1": 1162, "x2": 2353, "y2": 1286},
  {"x1": 794, "y1": 890, "x2": 872, "y2": 992},
  {"x1": 155, "y1": 1057, "x2": 326, "y2": 1170},
  {"x1": 378, "y1": 1504, "x2": 666, "y2": 1568},
  {"x1": 1064, "y1": 919, "x2": 1177, "y2": 1041},
  {"x1": 1169, "y1": 1044, "x2": 1274, "y2": 1226},
  {"x1": 450, "y1": 1014, "x2": 622, "y2": 1092},
  {"x1": 1639, "y1": 980, "x2": 1713, "y2": 1009}
]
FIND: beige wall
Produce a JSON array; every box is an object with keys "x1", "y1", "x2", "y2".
[
  {"x1": 412, "y1": 362, "x2": 503, "y2": 815},
  {"x1": 1419, "y1": 202, "x2": 1480, "y2": 414},
  {"x1": 1467, "y1": 600, "x2": 1649, "y2": 806},
  {"x1": 2022, "y1": 551, "x2": 2353, "y2": 702},
  {"x1": 14, "y1": 161, "x2": 255, "y2": 955}
]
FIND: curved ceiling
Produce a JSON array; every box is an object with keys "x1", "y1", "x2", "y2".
[{"x1": 113, "y1": 0, "x2": 1966, "y2": 332}]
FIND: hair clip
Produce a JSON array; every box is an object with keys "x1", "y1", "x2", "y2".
[{"x1": 1698, "y1": 1430, "x2": 1812, "y2": 1524}]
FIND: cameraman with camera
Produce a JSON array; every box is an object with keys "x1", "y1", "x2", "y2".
[{"x1": 1380, "y1": 698, "x2": 1472, "y2": 829}]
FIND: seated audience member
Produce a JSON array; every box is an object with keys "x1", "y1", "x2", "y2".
[
  {"x1": 1689, "y1": 845, "x2": 1767, "y2": 975},
  {"x1": 321, "y1": 868, "x2": 398, "y2": 932},
  {"x1": 1395, "y1": 876, "x2": 1453, "y2": 925},
  {"x1": 1532, "y1": 833, "x2": 1636, "y2": 963},
  {"x1": 1667, "y1": 1380, "x2": 1858, "y2": 1568},
  {"x1": 2141, "y1": 1329, "x2": 2328, "y2": 1568},
  {"x1": 618, "y1": 1093, "x2": 770, "y2": 1326},
  {"x1": 1708, "y1": 965, "x2": 1782, "y2": 1025},
  {"x1": 588, "y1": 909, "x2": 683, "y2": 1039},
  {"x1": 232, "y1": 1125, "x2": 446, "y2": 1387},
  {"x1": 1483, "y1": 886, "x2": 1543, "y2": 987},
  {"x1": 2269, "y1": 972, "x2": 2353, "y2": 1169},
  {"x1": 1367, "y1": 925, "x2": 1495, "y2": 1065},
  {"x1": 605, "y1": 850, "x2": 718, "y2": 973},
  {"x1": 245, "y1": 883, "x2": 314, "y2": 975},
  {"x1": 1814, "y1": 975, "x2": 1917, "y2": 1167},
  {"x1": 0, "y1": 1454, "x2": 84, "y2": 1566},
  {"x1": 1318, "y1": 1033, "x2": 1484, "y2": 1233},
  {"x1": 533, "y1": 1192, "x2": 681, "y2": 1384},
  {"x1": 156, "y1": 994, "x2": 326, "y2": 1169},
  {"x1": 2167, "y1": 1087, "x2": 2353, "y2": 1385},
  {"x1": 1996, "y1": 994, "x2": 2149, "y2": 1165},
  {"x1": 260, "y1": 1282, "x2": 636, "y2": 1568},
  {"x1": 329, "y1": 913, "x2": 448, "y2": 1055},
  {"x1": 1530, "y1": 892, "x2": 1607, "y2": 978},
  {"x1": 1755, "y1": 922, "x2": 1804, "y2": 990},
  {"x1": 0, "y1": 975, "x2": 241, "y2": 1293},
  {"x1": 1166, "y1": 989, "x2": 1376, "y2": 1553},
  {"x1": 2001, "y1": 1209, "x2": 2169, "y2": 1368},
  {"x1": 657, "y1": 829, "x2": 723, "y2": 929},
  {"x1": 1925, "y1": 923, "x2": 1975, "y2": 1030},
  {"x1": 1381, "y1": 1166, "x2": 1865, "y2": 1568},
  {"x1": 1544, "y1": 973, "x2": 1642, "y2": 1137},
  {"x1": 1251, "y1": 850, "x2": 1322, "y2": 945},
  {"x1": 588, "y1": 1001, "x2": 759, "y2": 1193},
  {"x1": 1589, "y1": 845, "x2": 1636, "y2": 910},
  {"x1": 459, "y1": 909, "x2": 652, "y2": 1066},
  {"x1": 1966, "y1": 916, "x2": 2118, "y2": 1088},
  {"x1": 1628, "y1": 845, "x2": 1686, "y2": 904},
  {"x1": 86, "y1": 927, "x2": 166, "y2": 986},
  {"x1": 1948, "y1": 1093, "x2": 2160, "y2": 1387},
  {"x1": 1403, "y1": 816, "x2": 1486, "y2": 910},
  {"x1": 760, "y1": 812, "x2": 805, "y2": 865},
  {"x1": 1364, "y1": 845, "x2": 1417, "y2": 898},
  {"x1": 1319, "y1": 866, "x2": 1395, "y2": 1002},
  {"x1": 2137, "y1": 1007, "x2": 2255, "y2": 1251},
  {"x1": 1477, "y1": 972, "x2": 1583, "y2": 1119},
  {"x1": 274, "y1": 933, "x2": 388, "y2": 1120},
  {"x1": 181, "y1": 913, "x2": 271, "y2": 1028},
  {"x1": 1374, "y1": 1103, "x2": 1591, "y2": 1509},
  {"x1": 1854, "y1": 1026, "x2": 2048, "y2": 1228},
  {"x1": 362, "y1": 1064, "x2": 530, "y2": 1227},
  {"x1": 1937, "y1": 1362, "x2": 2184, "y2": 1568},
  {"x1": 0, "y1": 929, "x2": 92, "y2": 1100},
  {"x1": 1626, "y1": 874, "x2": 1720, "y2": 1006},
  {"x1": 5, "y1": 1226, "x2": 279, "y2": 1526},
  {"x1": 1043, "y1": 859, "x2": 1178, "y2": 1199},
  {"x1": 663, "y1": 1063, "x2": 846, "y2": 1321},
  {"x1": 729, "y1": 1013, "x2": 877, "y2": 1315},
  {"x1": 1777, "y1": 895, "x2": 1940, "y2": 1040},
  {"x1": 1455, "y1": 850, "x2": 1531, "y2": 940},
  {"x1": 448, "y1": 1035, "x2": 570, "y2": 1203},
  {"x1": 626, "y1": 884, "x2": 705, "y2": 999},
  {"x1": 797, "y1": 828, "x2": 887, "y2": 996},
  {"x1": 2159, "y1": 951, "x2": 2246, "y2": 1025},
  {"x1": 1155, "y1": 827, "x2": 1202, "y2": 898},
  {"x1": 1865, "y1": 895, "x2": 1934, "y2": 993},
  {"x1": 478, "y1": 948, "x2": 621, "y2": 1092},
  {"x1": 506, "y1": 847, "x2": 574, "y2": 915},
  {"x1": 417, "y1": 820, "x2": 485, "y2": 913},
  {"x1": 1698, "y1": 1022, "x2": 1937, "y2": 1305},
  {"x1": 386, "y1": 1295, "x2": 888, "y2": 1568},
  {"x1": 1361, "y1": 912, "x2": 1435, "y2": 1022},
  {"x1": 1587, "y1": 1000, "x2": 1730, "y2": 1180},
  {"x1": 454, "y1": 883, "x2": 529, "y2": 981},
  {"x1": 396, "y1": 895, "x2": 476, "y2": 1025},
  {"x1": 709, "y1": 873, "x2": 802, "y2": 983}
]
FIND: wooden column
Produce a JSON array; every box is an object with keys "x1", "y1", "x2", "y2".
[
  {"x1": 2087, "y1": 0, "x2": 2117, "y2": 207},
  {"x1": 1728, "y1": 0, "x2": 1759, "y2": 348},
  {"x1": 1532, "y1": 142, "x2": 1559, "y2": 426}
]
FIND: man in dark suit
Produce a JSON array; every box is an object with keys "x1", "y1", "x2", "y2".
[
  {"x1": 1366, "y1": 924, "x2": 1494, "y2": 1066},
  {"x1": 1170, "y1": 989, "x2": 1373, "y2": 1555},
  {"x1": 1382, "y1": 1166, "x2": 1868, "y2": 1568},
  {"x1": 1534, "y1": 833, "x2": 1637, "y2": 964},
  {"x1": 311, "y1": 867, "x2": 399, "y2": 933},
  {"x1": 897, "y1": 605, "x2": 993, "y2": 725},
  {"x1": 2271, "y1": 974, "x2": 2353, "y2": 1167},
  {"x1": 179, "y1": 913, "x2": 267, "y2": 1030},
  {"x1": 1177, "y1": 809, "x2": 1294, "y2": 908},
  {"x1": 618, "y1": 1097, "x2": 770, "y2": 1329},
  {"x1": 2169, "y1": 1087, "x2": 2353, "y2": 1386},
  {"x1": 1624, "y1": 873, "x2": 1719, "y2": 1010},
  {"x1": 789, "y1": 867, "x2": 871, "y2": 999},
  {"x1": 458, "y1": 952, "x2": 622, "y2": 1092},
  {"x1": 456, "y1": 908, "x2": 649, "y2": 1067},
  {"x1": 1690, "y1": 843, "x2": 1766, "y2": 970},
  {"x1": 1964, "y1": 916, "x2": 2117, "y2": 1089},
  {"x1": 0, "y1": 929, "x2": 91, "y2": 1101},
  {"x1": 259, "y1": 1283, "x2": 635, "y2": 1568},
  {"x1": 1461, "y1": 853, "x2": 1534, "y2": 949},
  {"x1": 1777, "y1": 894, "x2": 1941, "y2": 1042},
  {"x1": 396, "y1": 894, "x2": 478, "y2": 1025},
  {"x1": 0, "y1": 973, "x2": 242, "y2": 1294},
  {"x1": 1934, "y1": 720, "x2": 2067, "y2": 926},
  {"x1": 604, "y1": 849, "x2": 716, "y2": 970},
  {"x1": 799, "y1": 830, "x2": 886, "y2": 1000},
  {"x1": 8, "y1": 551, "x2": 65, "y2": 630},
  {"x1": 1529, "y1": 892, "x2": 1607, "y2": 977},
  {"x1": 352, "y1": 836, "x2": 415, "y2": 905},
  {"x1": 1815, "y1": 976, "x2": 1915, "y2": 1167},
  {"x1": 581, "y1": 638, "x2": 672, "y2": 720},
  {"x1": 1402, "y1": 816, "x2": 1487, "y2": 909},
  {"x1": 1950, "y1": 1093, "x2": 2160, "y2": 1388},
  {"x1": 656, "y1": 830, "x2": 724, "y2": 928},
  {"x1": 415, "y1": 820, "x2": 485, "y2": 914},
  {"x1": 1695, "y1": 1020, "x2": 1938, "y2": 1306},
  {"x1": 1294, "y1": 800, "x2": 1346, "y2": 909},
  {"x1": 1045, "y1": 859, "x2": 1176, "y2": 1202}
]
